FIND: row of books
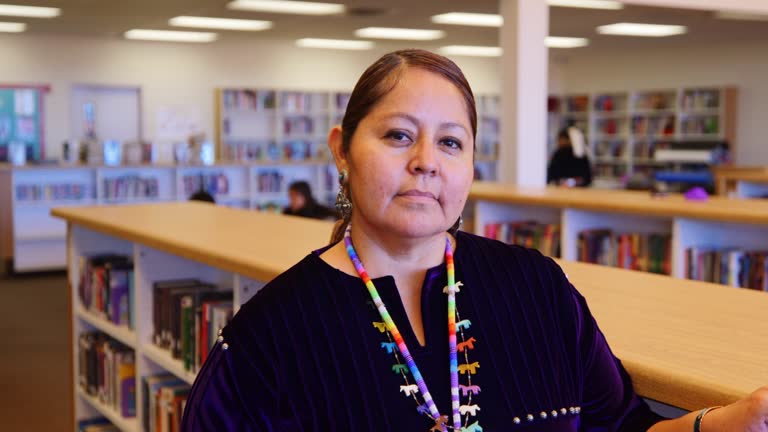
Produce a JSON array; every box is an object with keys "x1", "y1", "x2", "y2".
[
  {"x1": 222, "y1": 140, "x2": 267, "y2": 162},
  {"x1": 78, "y1": 331, "x2": 136, "y2": 418},
  {"x1": 102, "y1": 175, "x2": 160, "y2": 200},
  {"x1": 631, "y1": 115, "x2": 675, "y2": 136},
  {"x1": 685, "y1": 247, "x2": 768, "y2": 290},
  {"x1": 578, "y1": 230, "x2": 672, "y2": 275},
  {"x1": 594, "y1": 118, "x2": 623, "y2": 136},
  {"x1": 593, "y1": 94, "x2": 625, "y2": 112},
  {"x1": 255, "y1": 170, "x2": 284, "y2": 193},
  {"x1": 595, "y1": 140, "x2": 625, "y2": 158},
  {"x1": 631, "y1": 92, "x2": 675, "y2": 111},
  {"x1": 15, "y1": 182, "x2": 91, "y2": 201},
  {"x1": 79, "y1": 254, "x2": 134, "y2": 328},
  {"x1": 153, "y1": 279, "x2": 233, "y2": 373},
  {"x1": 281, "y1": 92, "x2": 327, "y2": 113},
  {"x1": 483, "y1": 221, "x2": 561, "y2": 257},
  {"x1": 680, "y1": 116, "x2": 719, "y2": 135},
  {"x1": 222, "y1": 89, "x2": 276, "y2": 111},
  {"x1": 78, "y1": 418, "x2": 119, "y2": 432},
  {"x1": 283, "y1": 116, "x2": 318, "y2": 135},
  {"x1": 142, "y1": 374, "x2": 192, "y2": 432},
  {"x1": 681, "y1": 90, "x2": 720, "y2": 110},
  {"x1": 181, "y1": 173, "x2": 230, "y2": 196}
]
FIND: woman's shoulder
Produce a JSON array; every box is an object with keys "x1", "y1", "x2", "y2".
[
  {"x1": 457, "y1": 230, "x2": 561, "y2": 266},
  {"x1": 456, "y1": 230, "x2": 573, "y2": 300}
]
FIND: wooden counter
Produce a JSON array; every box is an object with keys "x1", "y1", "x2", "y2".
[
  {"x1": 470, "y1": 181, "x2": 768, "y2": 225},
  {"x1": 52, "y1": 202, "x2": 333, "y2": 283},
  {"x1": 53, "y1": 203, "x2": 767, "y2": 411}
]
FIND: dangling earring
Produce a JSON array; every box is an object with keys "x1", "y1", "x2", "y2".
[{"x1": 335, "y1": 169, "x2": 352, "y2": 219}]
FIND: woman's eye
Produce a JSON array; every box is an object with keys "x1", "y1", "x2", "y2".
[
  {"x1": 385, "y1": 130, "x2": 412, "y2": 143},
  {"x1": 441, "y1": 138, "x2": 462, "y2": 150}
]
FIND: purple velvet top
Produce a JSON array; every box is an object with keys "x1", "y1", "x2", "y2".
[{"x1": 181, "y1": 232, "x2": 664, "y2": 431}]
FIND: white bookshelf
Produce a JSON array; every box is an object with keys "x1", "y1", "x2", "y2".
[
  {"x1": 471, "y1": 182, "x2": 768, "y2": 287},
  {"x1": 548, "y1": 86, "x2": 738, "y2": 189},
  {"x1": 6, "y1": 160, "x2": 339, "y2": 272},
  {"x1": 59, "y1": 205, "x2": 303, "y2": 432},
  {"x1": 215, "y1": 88, "x2": 346, "y2": 210},
  {"x1": 78, "y1": 388, "x2": 140, "y2": 432}
]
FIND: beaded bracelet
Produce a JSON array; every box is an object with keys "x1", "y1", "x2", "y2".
[{"x1": 693, "y1": 406, "x2": 722, "y2": 432}]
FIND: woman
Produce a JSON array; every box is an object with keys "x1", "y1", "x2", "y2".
[
  {"x1": 182, "y1": 50, "x2": 766, "y2": 431},
  {"x1": 547, "y1": 126, "x2": 593, "y2": 187},
  {"x1": 283, "y1": 180, "x2": 336, "y2": 220}
]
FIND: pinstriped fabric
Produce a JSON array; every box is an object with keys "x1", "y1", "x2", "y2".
[{"x1": 181, "y1": 232, "x2": 664, "y2": 431}]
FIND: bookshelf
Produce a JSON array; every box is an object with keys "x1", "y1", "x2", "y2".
[
  {"x1": 215, "y1": 88, "x2": 348, "y2": 210},
  {"x1": 55, "y1": 203, "x2": 332, "y2": 431},
  {"x1": 475, "y1": 94, "x2": 500, "y2": 181},
  {"x1": 548, "y1": 86, "x2": 738, "y2": 189},
  {"x1": 53, "y1": 202, "x2": 768, "y2": 427},
  {"x1": 470, "y1": 181, "x2": 768, "y2": 288},
  {"x1": 1, "y1": 160, "x2": 340, "y2": 272}
]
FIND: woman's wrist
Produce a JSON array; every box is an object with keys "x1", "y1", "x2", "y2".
[{"x1": 693, "y1": 406, "x2": 722, "y2": 432}]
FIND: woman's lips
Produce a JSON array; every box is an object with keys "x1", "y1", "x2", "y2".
[{"x1": 398, "y1": 190, "x2": 437, "y2": 200}]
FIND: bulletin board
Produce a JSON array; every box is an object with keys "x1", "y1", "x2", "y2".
[{"x1": 0, "y1": 85, "x2": 47, "y2": 162}]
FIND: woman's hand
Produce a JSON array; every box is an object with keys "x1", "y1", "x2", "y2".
[
  {"x1": 703, "y1": 387, "x2": 768, "y2": 432},
  {"x1": 650, "y1": 387, "x2": 768, "y2": 432}
]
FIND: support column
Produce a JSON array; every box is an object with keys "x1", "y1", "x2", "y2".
[{"x1": 498, "y1": 0, "x2": 549, "y2": 186}]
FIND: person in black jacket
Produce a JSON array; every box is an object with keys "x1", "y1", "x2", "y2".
[
  {"x1": 283, "y1": 180, "x2": 337, "y2": 220},
  {"x1": 547, "y1": 126, "x2": 593, "y2": 187}
]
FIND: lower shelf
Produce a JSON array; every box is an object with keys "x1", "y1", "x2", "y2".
[
  {"x1": 78, "y1": 388, "x2": 139, "y2": 432},
  {"x1": 142, "y1": 343, "x2": 197, "y2": 385}
]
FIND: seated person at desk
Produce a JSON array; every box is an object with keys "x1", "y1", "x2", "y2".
[
  {"x1": 182, "y1": 50, "x2": 767, "y2": 431},
  {"x1": 283, "y1": 180, "x2": 336, "y2": 220},
  {"x1": 547, "y1": 126, "x2": 593, "y2": 187}
]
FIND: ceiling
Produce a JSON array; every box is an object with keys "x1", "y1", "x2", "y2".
[{"x1": 3, "y1": 0, "x2": 768, "y2": 52}]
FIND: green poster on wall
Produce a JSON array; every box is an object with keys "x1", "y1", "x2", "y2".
[{"x1": 0, "y1": 88, "x2": 42, "y2": 162}]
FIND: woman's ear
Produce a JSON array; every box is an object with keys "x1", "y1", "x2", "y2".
[{"x1": 328, "y1": 125, "x2": 348, "y2": 174}]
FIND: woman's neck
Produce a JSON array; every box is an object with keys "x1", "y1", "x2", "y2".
[{"x1": 350, "y1": 219, "x2": 448, "y2": 278}]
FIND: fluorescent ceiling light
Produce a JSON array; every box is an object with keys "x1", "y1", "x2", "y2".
[
  {"x1": 597, "y1": 22, "x2": 687, "y2": 37},
  {"x1": 169, "y1": 16, "x2": 272, "y2": 31},
  {"x1": 547, "y1": 0, "x2": 623, "y2": 10},
  {"x1": 431, "y1": 12, "x2": 503, "y2": 27},
  {"x1": 355, "y1": 27, "x2": 445, "y2": 41},
  {"x1": 439, "y1": 45, "x2": 501, "y2": 57},
  {"x1": 715, "y1": 10, "x2": 768, "y2": 22},
  {"x1": 124, "y1": 29, "x2": 218, "y2": 43},
  {"x1": 0, "y1": 21, "x2": 24, "y2": 32},
  {"x1": 546, "y1": 36, "x2": 589, "y2": 48},
  {"x1": 0, "y1": 4, "x2": 60, "y2": 18},
  {"x1": 296, "y1": 38, "x2": 373, "y2": 50},
  {"x1": 227, "y1": 0, "x2": 344, "y2": 15}
]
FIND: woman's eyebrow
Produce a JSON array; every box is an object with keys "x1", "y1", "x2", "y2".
[{"x1": 382, "y1": 112, "x2": 469, "y2": 135}]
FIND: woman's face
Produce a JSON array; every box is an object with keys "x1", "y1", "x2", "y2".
[
  {"x1": 288, "y1": 190, "x2": 306, "y2": 211},
  {"x1": 335, "y1": 67, "x2": 475, "y2": 239}
]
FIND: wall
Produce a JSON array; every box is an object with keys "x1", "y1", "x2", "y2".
[
  {"x1": 0, "y1": 33, "x2": 503, "y2": 160},
  {"x1": 553, "y1": 39, "x2": 768, "y2": 165}
]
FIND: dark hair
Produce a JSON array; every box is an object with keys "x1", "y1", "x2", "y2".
[
  {"x1": 558, "y1": 127, "x2": 571, "y2": 141},
  {"x1": 288, "y1": 181, "x2": 316, "y2": 206},
  {"x1": 330, "y1": 49, "x2": 478, "y2": 243},
  {"x1": 189, "y1": 190, "x2": 215, "y2": 203}
]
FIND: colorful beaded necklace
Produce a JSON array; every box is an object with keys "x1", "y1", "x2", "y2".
[{"x1": 344, "y1": 226, "x2": 481, "y2": 431}]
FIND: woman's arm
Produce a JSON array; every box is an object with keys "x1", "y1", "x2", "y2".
[{"x1": 648, "y1": 388, "x2": 768, "y2": 432}]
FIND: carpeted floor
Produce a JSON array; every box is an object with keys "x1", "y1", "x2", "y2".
[{"x1": 0, "y1": 271, "x2": 71, "y2": 432}]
